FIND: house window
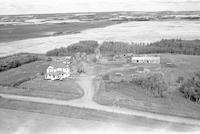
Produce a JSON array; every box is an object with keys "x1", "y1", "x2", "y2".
[{"x1": 57, "y1": 68, "x2": 62, "y2": 71}]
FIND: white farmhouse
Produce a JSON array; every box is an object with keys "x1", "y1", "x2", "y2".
[
  {"x1": 131, "y1": 55, "x2": 160, "y2": 64},
  {"x1": 45, "y1": 61, "x2": 70, "y2": 80}
]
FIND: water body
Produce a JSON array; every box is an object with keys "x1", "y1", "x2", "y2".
[{"x1": 1, "y1": 20, "x2": 200, "y2": 56}]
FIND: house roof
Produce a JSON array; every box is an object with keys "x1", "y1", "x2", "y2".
[
  {"x1": 47, "y1": 71, "x2": 65, "y2": 76},
  {"x1": 49, "y1": 61, "x2": 67, "y2": 68}
]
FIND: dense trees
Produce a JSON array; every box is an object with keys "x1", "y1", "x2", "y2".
[
  {"x1": 179, "y1": 72, "x2": 200, "y2": 103},
  {"x1": 0, "y1": 53, "x2": 42, "y2": 72},
  {"x1": 46, "y1": 40, "x2": 99, "y2": 56},
  {"x1": 46, "y1": 39, "x2": 200, "y2": 56},
  {"x1": 68, "y1": 40, "x2": 98, "y2": 54},
  {"x1": 147, "y1": 39, "x2": 200, "y2": 55},
  {"x1": 99, "y1": 41, "x2": 132, "y2": 56},
  {"x1": 46, "y1": 47, "x2": 68, "y2": 56},
  {"x1": 131, "y1": 73, "x2": 168, "y2": 97},
  {"x1": 99, "y1": 39, "x2": 200, "y2": 55}
]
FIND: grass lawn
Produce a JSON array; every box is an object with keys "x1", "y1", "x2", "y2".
[
  {"x1": 0, "y1": 78, "x2": 83, "y2": 100},
  {"x1": 94, "y1": 54, "x2": 200, "y2": 119},
  {"x1": 17, "y1": 77, "x2": 83, "y2": 100},
  {"x1": 0, "y1": 61, "x2": 50, "y2": 87}
]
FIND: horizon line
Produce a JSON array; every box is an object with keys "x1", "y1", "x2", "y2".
[{"x1": 1, "y1": 10, "x2": 200, "y2": 16}]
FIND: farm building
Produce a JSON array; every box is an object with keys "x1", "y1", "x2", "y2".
[
  {"x1": 45, "y1": 61, "x2": 70, "y2": 81},
  {"x1": 131, "y1": 55, "x2": 160, "y2": 64},
  {"x1": 113, "y1": 53, "x2": 133, "y2": 60},
  {"x1": 64, "y1": 56, "x2": 72, "y2": 65}
]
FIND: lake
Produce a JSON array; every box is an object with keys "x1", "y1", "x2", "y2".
[{"x1": 1, "y1": 20, "x2": 200, "y2": 56}]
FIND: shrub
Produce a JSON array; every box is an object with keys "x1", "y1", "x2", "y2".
[
  {"x1": 92, "y1": 57, "x2": 97, "y2": 63},
  {"x1": 179, "y1": 72, "x2": 200, "y2": 103},
  {"x1": 102, "y1": 74, "x2": 110, "y2": 80},
  {"x1": 77, "y1": 62, "x2": 85, "y2": 74},
  {"x1": 176, "y1": 76, "x2": 184, "y2": 84},
  {"x1": 131, "y1": 73, "x2": 168, "y2": 97},
  {"x1": 0, "y1": 53, "x2": 41, "y2": 72}
]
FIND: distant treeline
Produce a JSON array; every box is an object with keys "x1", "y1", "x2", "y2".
[
  {"x1": 100, "y1": 39, "x2": 200, "y2": 55},
  {"x1": 46, "y1": 39, "x2": 200, "y2": 56},
  {"x1": 0, "y1": 53, "x2": 46, "y2": 72},
  {"x1": 46, "y1": 40, "x2": 99, "y2": 56}
]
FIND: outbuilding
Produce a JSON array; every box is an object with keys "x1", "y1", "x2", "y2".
[{"x1": 131, "y1": 55, "x2": 160, "y2": 64}]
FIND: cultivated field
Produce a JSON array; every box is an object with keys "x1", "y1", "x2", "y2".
[
  {"x1": 94, "y1": 54, "x2": 200, "y2": 118},
  {"x1": 0, "y1": 21, "x2": 116, "y2": 43}
]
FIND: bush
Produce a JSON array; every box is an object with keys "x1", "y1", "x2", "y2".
[
  {"x1": 102, "y1": 74, "x2": 110, "y2": 80},
  {"x1": 77, "y1": 62, "x2": 85, "y2": 74},
  {"x1": 176, "y1": 76, "x2": 184, "y2": 84},
  {"x1": 179, "y1": 72, "x2": 200, "y2": 103},
  {"x1": 131, "y1": 73, "x2": 168, "y2": 97},
  {"x1": 92, "y1": 57, "x2": 97, "y2": 63},
  {"x1": 47, "y1": 57, "x2": 52, "y2": 61},
  {"x1": 40, "y1": 72, "x2": 45, "y2": 75},
  {"x1": 12, "y1": 77, "x2": 32, "y2": 87},
  {"x1": 0, "y1": 53, "x2": 41, "y2": 72}
]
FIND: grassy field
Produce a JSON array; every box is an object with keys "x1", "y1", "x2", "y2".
[
  {"x1": 94, "y1": 54, "x2": 200, "y2": 119},
  {"x1": 0, "y1": 75, "x2": 83, "y2": 100},
  {"x1": 17, "y1": 77, "x2": 83, "y2": 100},
  {"x1": 0, "y1": 61, "x2": 50, "y2": 87},
  {"x1": 0, "y1": 21, "x2": 117, "y2": 43},
  {"x1": 0, "y1": 60, "x2": 83, "y2": 100},
  {"x1": 0, "y1": 79, "x2": 83, "y2": 100},
  {"x1": 160, "y1": 54, "x2": 200, "y2": 88},
  {"x1": 0, "y1": 98, "x2": 199, "y2": 133}
]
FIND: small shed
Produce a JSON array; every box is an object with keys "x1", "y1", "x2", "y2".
[{"x1": 131, "y1": 55, "x2": 160, "y2": 64}]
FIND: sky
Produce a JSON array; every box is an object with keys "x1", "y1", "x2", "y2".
[{"x1": 0, "y1": 0, "x2": 200, "y2": 15}]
